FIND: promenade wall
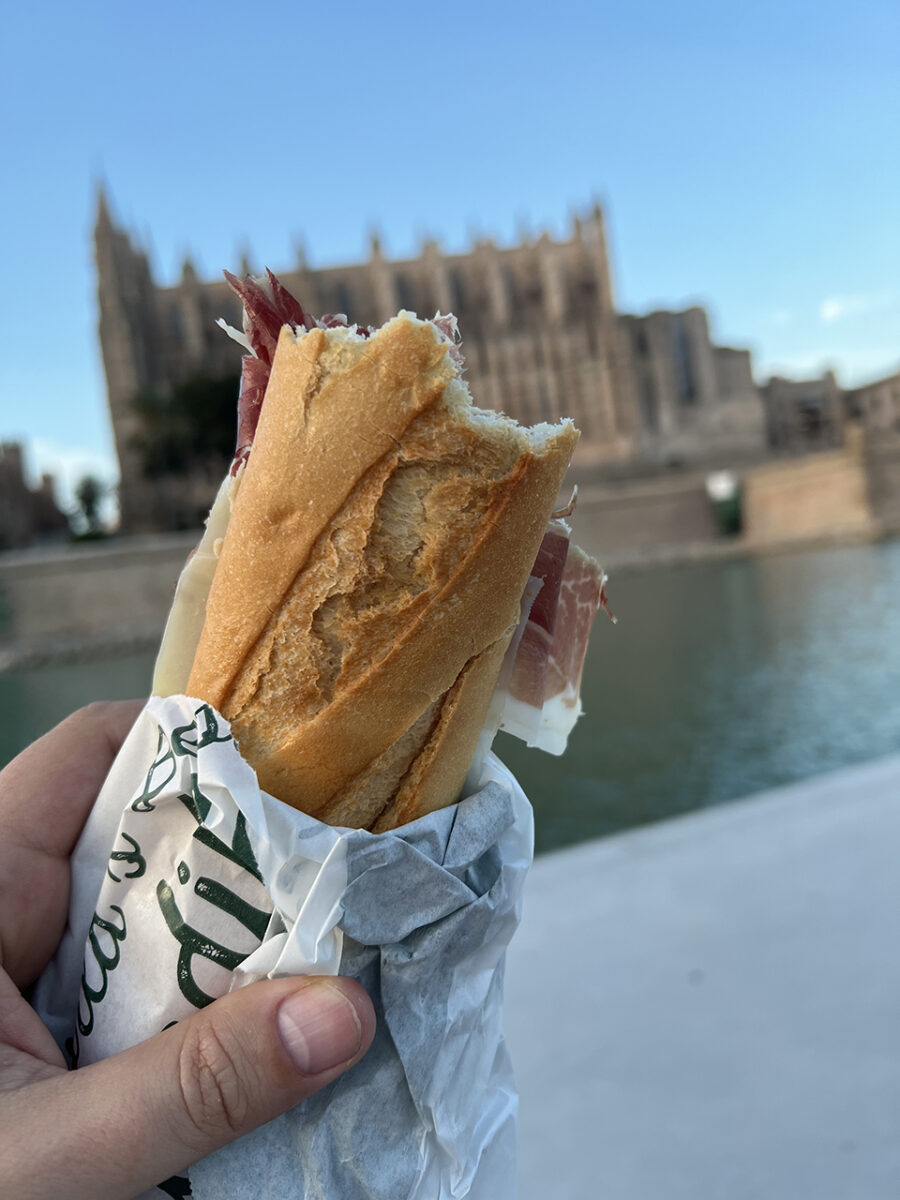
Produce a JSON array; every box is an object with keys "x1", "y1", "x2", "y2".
[
  {"x1": 741, "y1": 428, "x2": 873, "y2": 545},
  {"x1": 865, "y1": 429, "x2": 900, "y2": 526},
  {"x1": 1, "y1": 439, "x2": 897, "y2": 662},
  {"x1": 564, "y1": 471, "x2": 719, "y2": 562},
  {"x1": 0, "y1": 533, "x2": 193, "y2": 658}
]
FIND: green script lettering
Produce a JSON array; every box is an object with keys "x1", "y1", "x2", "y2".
[
  {"x1": 171, "y1": 704, "x2": 233, "y2": 756},
  {"x1": 178, "y1": 777, "x2": 263, "y2": 882},
  {"x1": 131, "y1": 706, "x2": 233, "y2": 814},
  {"x1": 192, "y1": 876, "x2": 270, "y2": 941},
  {"x1": 156, "y1": 881, "x2": 247, "y2": 1009},
  {"x1": 156, "y1": 774, "x2": 271, "y2": 1009},
  {"x1": 131, "y1": 727, "x2": 177, "y2": 812},
  {"x1": 107, "y1": 832, "x2": 146, "y2": 882},
  {"x1": 77, "y1": 905, "x2": 127, "y2": 1037}
]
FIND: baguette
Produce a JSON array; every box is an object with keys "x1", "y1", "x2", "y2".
[{"x1": 185, "y1": 311, "x2": 578, "y2": 829}]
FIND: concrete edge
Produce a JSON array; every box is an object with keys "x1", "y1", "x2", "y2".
[{"x1": 530, "y1": 751, "x2": 900, "y2": 869}]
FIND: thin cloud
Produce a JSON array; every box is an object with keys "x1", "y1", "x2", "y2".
[
  {"x1": 766, "y1": 308, "x2": 794, "y2": 327},
  {"x1": 819, "y1": 290, "x2": 897, "y2": 324}
]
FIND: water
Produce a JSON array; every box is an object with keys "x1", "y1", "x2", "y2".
[
  {"x1": 2, "y1": 540, "x2": 899, "y2": 854},
  {"x1": 500, "y1": 537, "x2": 900, "y2": 851},
  {"x1": 0, "y1": 651, "x2": 157, "y2": 764}
]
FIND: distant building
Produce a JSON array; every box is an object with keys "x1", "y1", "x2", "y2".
[
  {"x1": 845, "y1": 367, "x2": 900, "y2": 530},
  {"x1": 845, "y1": 368, "x2": 900, "y2": 433},
  {"x1": 761, "y1": 371, "x2": 846, "y2": 453},
  {"x1": 620, "y1": 307, "x2": 766, "y2": 466},
  {"x1": 94, "y1": 188, "x2": 768, "y2": 533},
  {"x1": 0, "y1": 443, "x2": 69, "y2": 551}
]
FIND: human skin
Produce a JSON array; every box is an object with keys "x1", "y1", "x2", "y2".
[{"x1": 0, "y1": 701, "x2": 376, "y2": 1199}]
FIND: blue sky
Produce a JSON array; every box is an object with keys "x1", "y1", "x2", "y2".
[{"x1": 2, "y1": 0, "x2": 899, "y2": 508}]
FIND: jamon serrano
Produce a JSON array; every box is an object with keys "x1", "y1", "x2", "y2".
[
  {"x1": 218, "y1": 272, "x2": 464, "y2": 470},
  {"x1": 505, "y1": 525, "x2": 570, "y2": 711},
  {"x1": 220, "y1": 269, "x2": 371, "y2": 470},
  {"x1": 463, "y1": 520, "x2": 611, "y2": 789},
  {"x1": 482, "y1": 524, "x2": 612, "y2": 757},
  {"x1": 547, "y1": 543, "x2": 613, "y2": 701}
]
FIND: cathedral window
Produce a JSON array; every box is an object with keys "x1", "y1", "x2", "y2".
[
  {"x1": 170, "y1": 306, "x2": 186, "y2": 347},
  {"x1": 450, "y1": 269, "x2": 467, "y2": 311},
  {"x1": 640, "y1": 375, "x2": 658, "y2": 431},
  {"x1": 395, "y1": 272, "x2": 416, "y2": 313},
  {"x1": 672, "y1": 318, "x2": 697, "y2": 406},
  {"x1": 334, "y1": 281, "x2": 354, "y2": 319}
]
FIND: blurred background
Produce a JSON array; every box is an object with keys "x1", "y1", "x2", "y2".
[{"x1": 2, "y1": 2, "x2": 900, "y2": 1195}]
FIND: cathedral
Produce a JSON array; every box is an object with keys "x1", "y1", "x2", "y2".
[{"x1": 94, "y1": 189, "x2": 767, "y2": 533}]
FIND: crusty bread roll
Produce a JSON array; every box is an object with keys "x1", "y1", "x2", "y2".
[{"x1": 186, "y1": 312, "x2": 578, "y2": 830}]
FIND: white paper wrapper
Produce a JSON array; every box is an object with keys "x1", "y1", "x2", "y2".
[{"x1": 33, "y1": 695, "x2": 533, "y2": 1200}]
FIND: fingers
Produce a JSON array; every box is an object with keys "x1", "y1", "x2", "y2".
[
  {"x1": 0, "y1": 976, "x2": 375, "y2": 1200},
  {"x1": 0, "y1": 699, "x2": 144, "y2": 858},
  {"x1": 0, "y1": 970, "x2": 66, "y2": 1078},
  {"x1": 0, "y1": 701, "x2": 145, "y2": 986}
]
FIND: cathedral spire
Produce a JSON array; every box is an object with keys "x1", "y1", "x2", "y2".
[
  {"x1": 93, "y1": 179, "x2": 119, "y2": 254},
  {"x1": 95, "y1": 178, "x2": 113, "y2": 229},
  {"x1": 180, "y1": 251, "x2": 198, "y2": 284}
]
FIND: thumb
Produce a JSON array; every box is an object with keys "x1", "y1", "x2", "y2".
[{"x1": 6, "y1": 976, "x2": 375, "y2": 1200}]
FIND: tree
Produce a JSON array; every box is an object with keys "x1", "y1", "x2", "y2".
[
  {"x1": 132, "y1": 374, "x2": 240, "y2": 478},
  {"x1": 74, "y1": 474, "x2": 106, "y2": 536}
]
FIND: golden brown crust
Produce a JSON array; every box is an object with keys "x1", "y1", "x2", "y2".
[
  {"x1": 186, "y1": 314, "x2": 579, "y2": 826},
  {"x1": 372, "y1": 631, "x2": 514, "y2": 832},
  {"x1": 187, "y1": 320, "x2": 454, "y2": 708},
  {"x1": 315, "y1": 699, "x2": 443, "y2": 829},
  {"x1": 239, "y1": 425, "x2": 576, "y2": 816}
]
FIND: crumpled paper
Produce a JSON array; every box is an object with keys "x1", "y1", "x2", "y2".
[{"x1": 33, "y1": 694, "x2": 533, "y2": 1200}]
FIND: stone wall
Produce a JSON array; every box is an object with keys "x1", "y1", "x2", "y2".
[
  {"x1": 761, "y1": 372, "x2": 845, "y2": 453},
  {"x1": 864, "y1": 429, "x2": 900, "y2": 528},
  {"x1": 0, "y1": 534, "x2": 193, "y2": 650},
  {"x1": 1, "y1": 441, "x2": 894, "y2": 658},
  {"x1": 568, "y1": 474, "x2": 720, "y2": 563},
  {"x1": 618, "y1": 308, "x2": 766, "y2": 466},
  {"x1": 847, "y1": 371, "x2": 900, "y2": 432},
  {"x1": 741, "y1": 432, "x2": 872, "y2": 544},
  {"x1": 0, "y1": 480, "x2": 724, "y2": 652}
]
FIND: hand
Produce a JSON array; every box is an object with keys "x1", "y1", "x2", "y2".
[{"x1": 0, "y1": 702, "x2": 375, "y2": 1199}]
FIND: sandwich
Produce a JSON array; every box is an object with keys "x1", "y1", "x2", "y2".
[{"x1": 154, "y1": 273, "x2": 606, "y2": 831}]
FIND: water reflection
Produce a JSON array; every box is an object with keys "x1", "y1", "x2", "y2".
[
  {"x1": 498, "y1": 539, "x2": 900, "y2": 852},
  {"x1": 0, "y1": 651, "x2": 156, "y2": 767}
]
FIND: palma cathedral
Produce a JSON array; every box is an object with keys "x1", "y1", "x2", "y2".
[{"x1": 94, "y1": 189, "x2": 767, "y2": 533}]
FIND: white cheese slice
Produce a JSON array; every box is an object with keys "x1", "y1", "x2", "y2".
[{"x1": 151, "y1": 468, "x2": 241, "y2": 697}]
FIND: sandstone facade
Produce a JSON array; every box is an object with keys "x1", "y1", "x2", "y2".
[
  {"x1": 760, "y1": 371, "x2": 846, "y2": 453},
  {"x1": 94, "y1": 190, "x2": 768, "y2": 533}
]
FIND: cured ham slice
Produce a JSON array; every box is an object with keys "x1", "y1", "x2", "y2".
[
  {"x1": 497, "y1": 529, "x2": 611, "y2": 756},
  {"x1": 232, "y1": 355, "x2": 269, "y2": 472},
  {"x1": 464, "y1": 519, "x2": 612, "y2": 792},
  {"x1": 505, "y1": 525, "x2": 570, "y2": 710},
  {"x1": 219, "y1": 270, "x2": 463, "y2": 467},
  {"x1": 544, "y1": 542, "x2": 611, "y2": 699}
]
